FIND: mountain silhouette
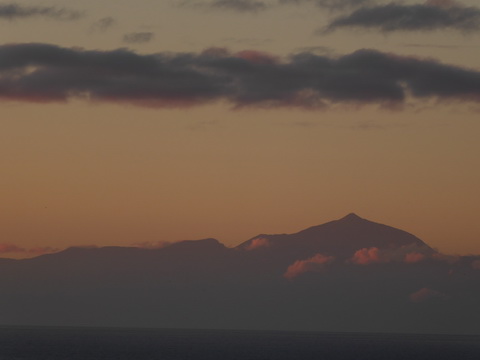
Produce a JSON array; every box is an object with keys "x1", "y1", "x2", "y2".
[
  {"x1": 236, "y1": 213, "x2": 434, "y2": 271},
  {"x1": 0, "y1": 214, "x2": 479, "y2": 334}
]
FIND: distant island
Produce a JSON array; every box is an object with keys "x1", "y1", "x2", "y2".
[{"x1": 1, "y1": 214, "x2": 479, "y2": 334}]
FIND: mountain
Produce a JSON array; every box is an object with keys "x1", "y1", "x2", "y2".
[
  {"x1": 236, "y1": 213, "x2": 434, "y2": 261},
  {"x1": 0, "y1": 214, "x2": 479, "y2": 334}
]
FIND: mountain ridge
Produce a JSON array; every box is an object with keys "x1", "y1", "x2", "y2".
[
  {"x1": 3, "y1": 213, "x2": 432, "y2": 262},
  {"x1": 0, "y1": 213, "x2": 479, "y2": 334}
]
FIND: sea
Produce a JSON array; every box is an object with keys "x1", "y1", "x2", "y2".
[{"x1": 0, "y1": 326, "x2": 479, "y2": 360}]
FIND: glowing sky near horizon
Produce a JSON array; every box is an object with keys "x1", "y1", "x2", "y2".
[{"x1": 1, "y1": 0, "x2": 480, "y2": 258}]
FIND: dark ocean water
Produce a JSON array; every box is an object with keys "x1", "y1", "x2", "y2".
[{"x1": 0, "y1": 326, "x2": 479, "y2": 360}]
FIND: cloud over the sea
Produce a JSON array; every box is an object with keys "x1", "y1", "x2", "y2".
[
  {"x1": 324, "y1": 1, "x2": 480, "y2": 33},
  {"x1": 0, "y1": 3, "x2": 83, "y2": 21},
  {"x1": 1, "y1": 43, "x2": 480, "y2": 109}
]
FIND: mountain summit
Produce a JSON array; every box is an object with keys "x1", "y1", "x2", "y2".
[
  {"x1": 338, "y1": 212, "x2": 363, "y2": 221},
  {"x1": 236, "y1": 213, "x2": 433, "y2": 260}
]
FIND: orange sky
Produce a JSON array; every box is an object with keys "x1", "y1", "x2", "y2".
[{"x1": 1, "y1": 0, "x2": 480, "y2": 258}]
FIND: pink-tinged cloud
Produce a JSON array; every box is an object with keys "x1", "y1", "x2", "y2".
[
  {"x1": 284, "y1": 253, "x2": 334, "y2": 280},
  {"x1": 233, "y1": 50, "x2": 279, "y2": 64},
  {"x1": 472, "y1": 260, "x2": 480, "y2": 269},
  {"x1": 409, "y1": 287, "x2": 449, "y2": 303},
  {"x1": 404, "y1": 252, "x2": 426, "y2": 263},
  {"x1": 245, "y1": 238, "x2": 271, "y2": 251},
  {"x1": 0, "y1": 244, "x2": 26, "y2": 253},
  {"x1": 350, "y1": 247, "x2": 382, "y2": 265},
  {"x1": 349, "y1": 245, "x2": 432, "y2": 265},
  {"x1": 201, "y1": 47, "x2": 230, "y2": 57}
]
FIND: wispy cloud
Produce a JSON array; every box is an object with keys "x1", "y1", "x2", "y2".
[
  {"x1": 279, "y1": 0, "x2": 375, "y2": 11},
  {"x1": 350, "y1": 245, "x2": 432, "y2": 265},
  {"x1": 323, "y1": 1, "x2": 480, "y2": 33},
  {"x1": 90, "y1": 17, "x2": 116, "y2": 32},
  {"x1": 179, "y1": 0, "x2": 269, "y2": 13},
  {"x1": 210, "y1": 0, "x2": 268, "y2": 12},
  {"x1": 0, "y1": 243, "x2": 59, "y2": 255},
  {"x1": 123, "y1": 32, "x2": 154, "y2": 44},
  {"x1": 0, "y1": 3, "x2": 83, "y2": 21},
  {"x1": 1, "y1": 43, "x2": 480, "y2": 109},
  {"x1": 0, "y1": 244, "x2": 25, "y2": 253}
]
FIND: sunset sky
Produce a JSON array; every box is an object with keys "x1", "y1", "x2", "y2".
[{"x1": 1, "y1": 0, "x2": 480, "y2": 258}]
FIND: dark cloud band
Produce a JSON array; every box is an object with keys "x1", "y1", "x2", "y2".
[
  {"x1": 279, "y1": 0, "x2": 375, "y2": 11},
  {"x1": 211, "y1": 0, "x2": 268, "y2": 12},
  {"x1": 324, "y1": 3, "x2": 480, "y2": 33},
  {"x1": 0, "y1": 3, "x2": 82, "y2": 21},
  {"x1": 0, "y1": 43, "x2": 479, "y2": 108},
  {"x1": 179, "y1": 0, "x2": 268, "y2": 13}
]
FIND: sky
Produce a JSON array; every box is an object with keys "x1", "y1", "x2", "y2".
[{"x1": 1, "y1": 0, "x2": 480, "y2": 258}]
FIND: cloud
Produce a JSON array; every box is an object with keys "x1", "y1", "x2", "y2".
[
  {"x1": 0, "y1": 3, "x2": 83, "y2": 21},
  {"x1": 1, "y1": 43, "x2": 480, "y2": 109},
  {"x1": 284, "y1": 253, "x2": 334, "y2": 279},
  {"x1": 123, "y1": 32, "x2": 154, "y2": 44},
  {"x1": 234, "y1": 49, "x2": 279, "y2": 64},
  {"x1": 279, "y1": 0, "x2": 375, "y2": 11},
  {"x1": 180, "y1": 0, "x2": 269, "y2": 13},
  {"x1": 350, "y1": 247, "x2": 382, "y2": 265},
  {"x1": 0, "y1": 243, "x2": 59, "y2": 255},
  {"x1": 324, "y1": 1, "x2": 480, "y2": 33},
  {"x1": 245, "y1": 237, "x2": 271, "y2": 250},
  {"x1": 350, "y1": 245, "x2": 432, "y2": 265},
  {"x1": 400, "y1": 43, "x2": 466, "y2": 49},
  {"x1": 90, "y1": 17, "x2": 116, "y2": 32},
  {"x1": 0, "y1": 243, "x2": 25, "y2": 253},
  {"x1": 404, "y1": 252, "x2": 426, "y2": 263},
  {"x1": 409, "y1": 287, "x2": 449, "y2": 303},
  {"x1": 210, "y1": 0, "x2": 268, "y2": 12}
]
